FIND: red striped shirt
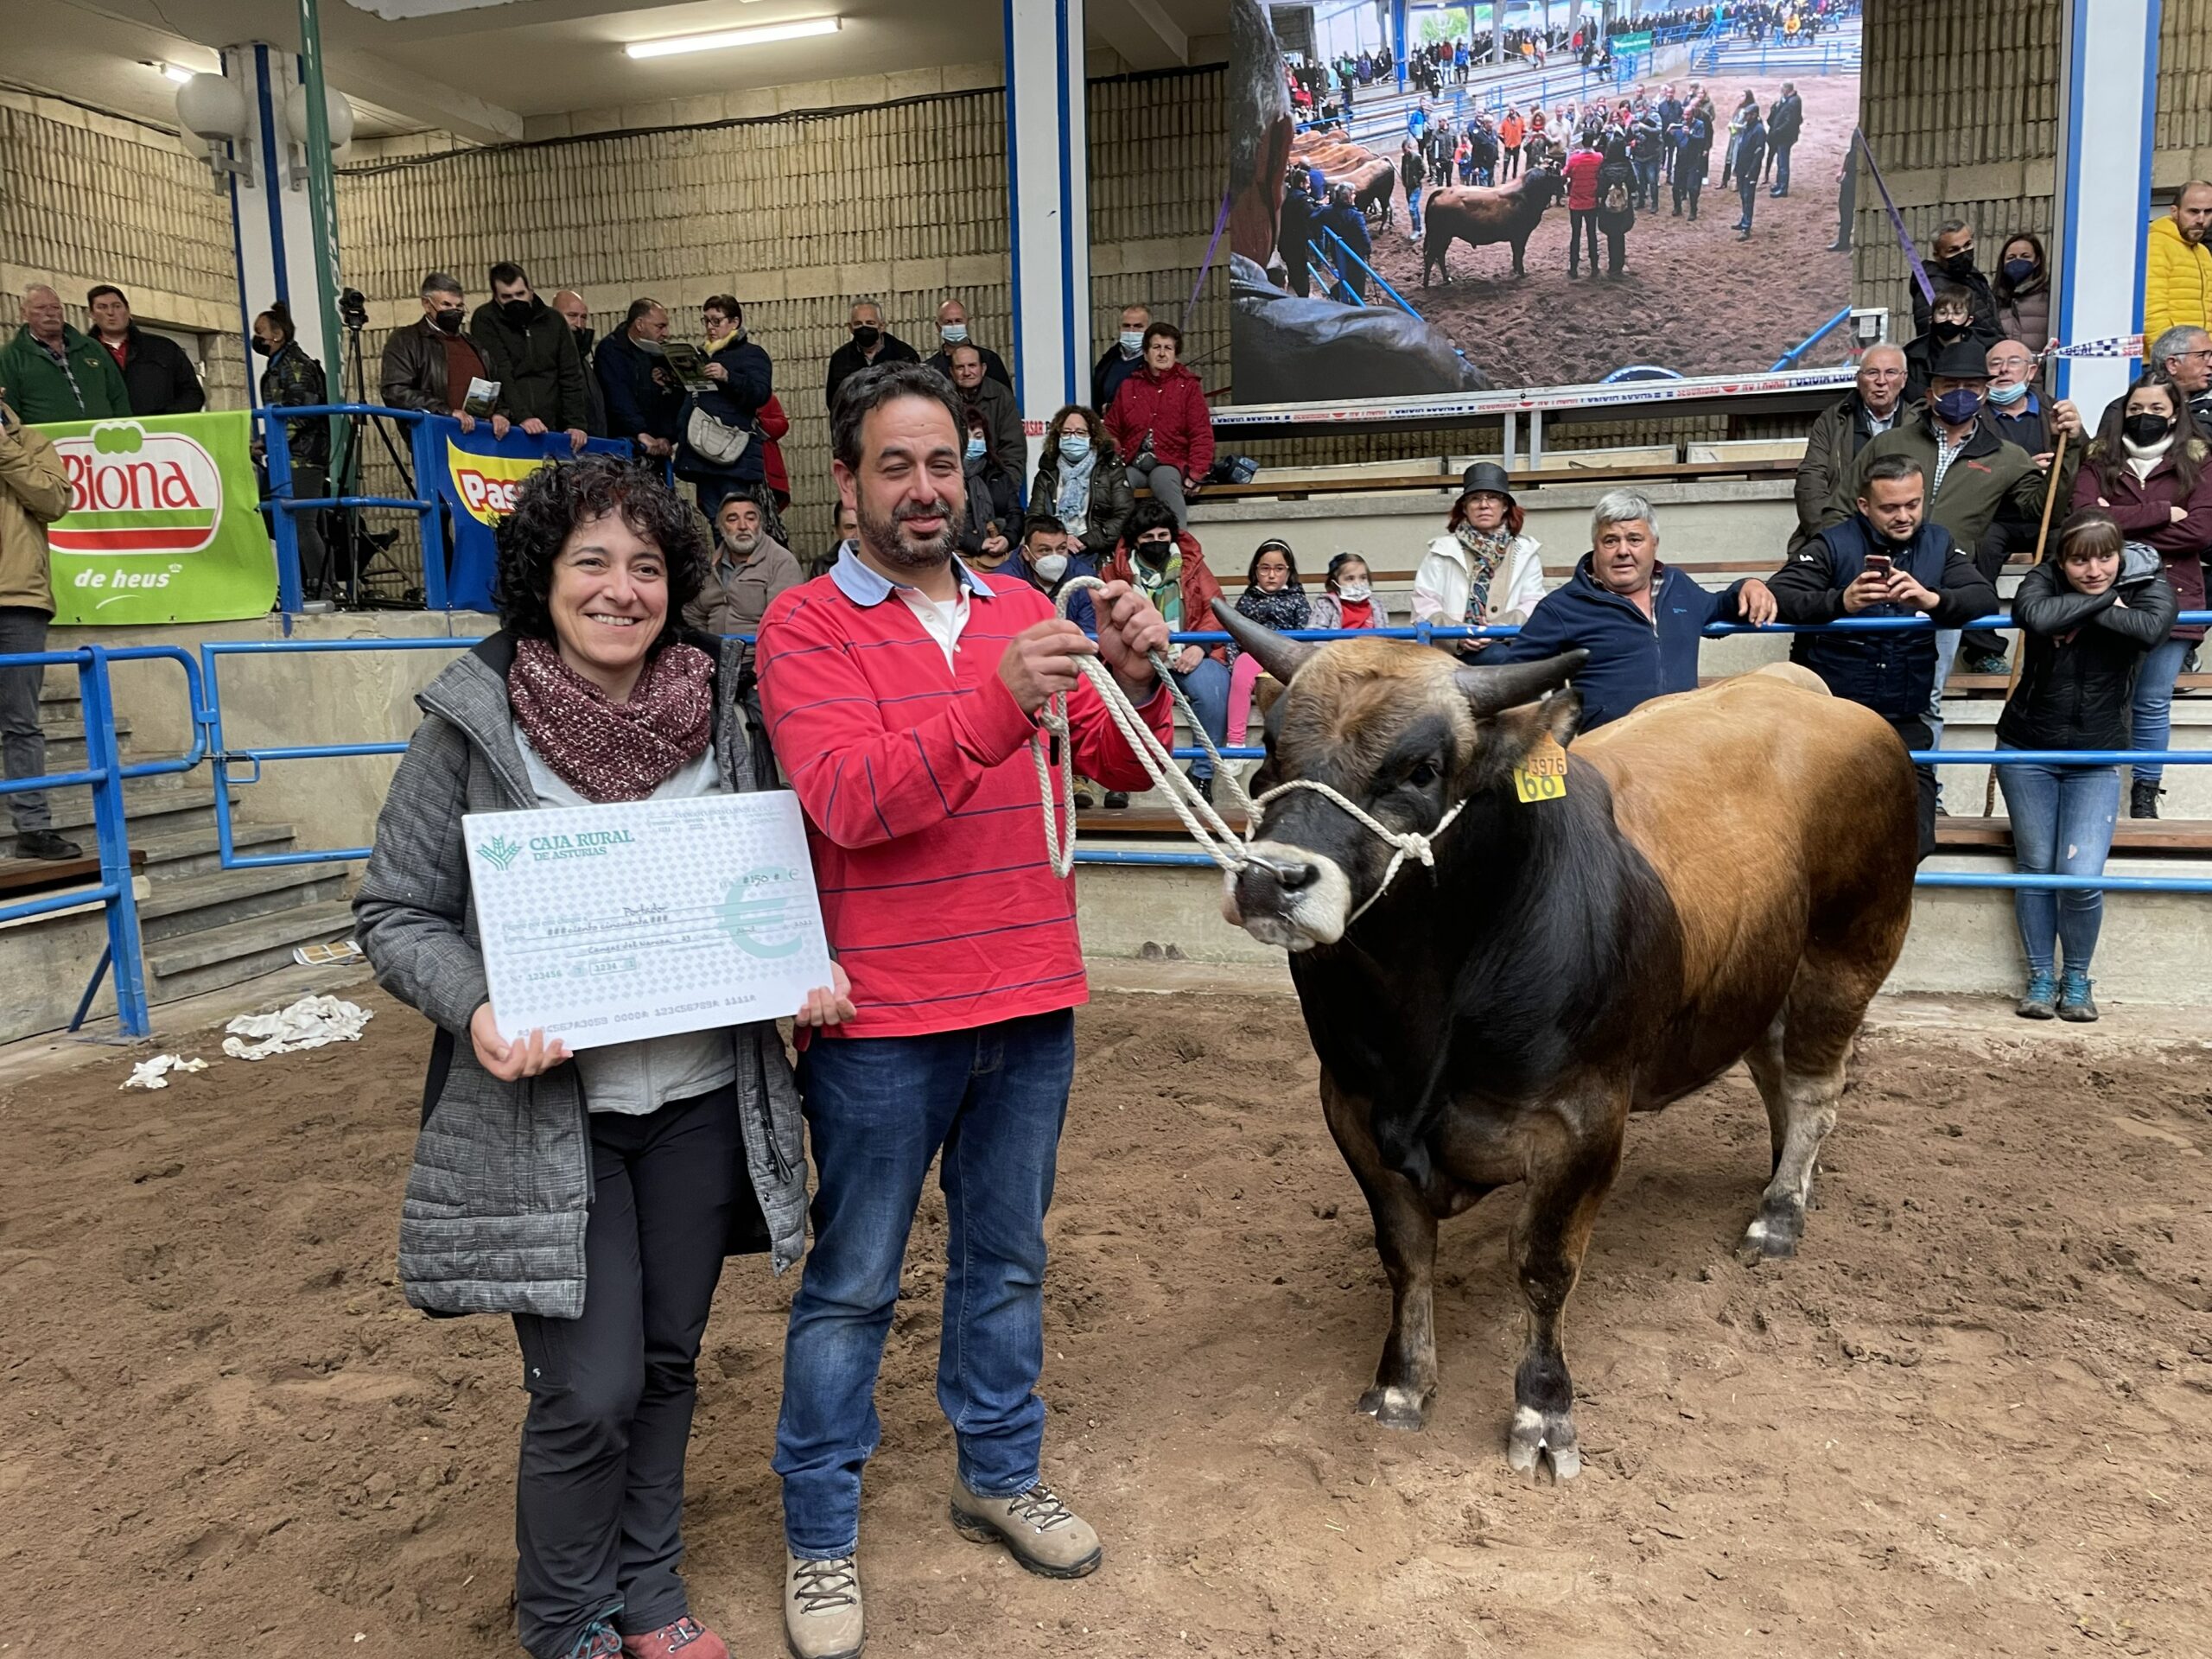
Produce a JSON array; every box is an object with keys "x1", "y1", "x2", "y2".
[{"x1": 755, "y1": 556, "x2": 1173, "y2": 1039}]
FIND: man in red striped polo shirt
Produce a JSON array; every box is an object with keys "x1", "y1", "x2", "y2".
[{"x1": 755, "y1": 361, "x2": 1174, "y2": 1659}]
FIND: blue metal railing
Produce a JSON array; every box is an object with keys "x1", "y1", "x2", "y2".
[
  {"x1": 257, "y1": 402, "x2": 447, "y2": 613},
  {"x1": 1318, "y1": 225, "x2": 1437, "y2": 335},
  {"x1": 1771, "y1": 305, "x2": 1854, "y2": 372}
]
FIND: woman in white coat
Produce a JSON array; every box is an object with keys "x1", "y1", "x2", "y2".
[{"x1": 1411, "y1": 461, "x2": 1545, "y2": 655}]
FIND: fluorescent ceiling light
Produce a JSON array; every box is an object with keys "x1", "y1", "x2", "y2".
[
  {"x1": 145, "y1": 60, "x2": 198, "y2": 84},
  {"x1": 624, "y1": 16, "x2": 841, "y2": 58}
]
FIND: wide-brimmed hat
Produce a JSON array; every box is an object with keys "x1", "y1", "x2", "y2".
[
  {"x1": 1929, "y1": 337, "x2": 1994, "y2": 380},
  {"x1": 1459, "y1": 461, "x2": 1516, "y2": 507}
]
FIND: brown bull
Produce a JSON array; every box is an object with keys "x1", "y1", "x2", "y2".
[
  {"x1": 1291, "y1": 135, "x2": 1397, "y2": 218},
  {"x1": 1421, "y1": 166, "x2": 1565, "y2": 283},
  {"x1": 1211, "y1": 606, "x2": 1916, "y2": 1479}
]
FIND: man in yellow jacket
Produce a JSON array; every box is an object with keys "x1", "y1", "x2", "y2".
[
  {"x1": 2144, "y1": 181, "x2": 2212, "y2": 342},
  {"x1": 0, "y1": 388, "x2": 79, "y2": 860}
]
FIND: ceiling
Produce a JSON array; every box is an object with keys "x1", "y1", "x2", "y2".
[{"x1": 10, "y1": 0, "x2": 1228, "y2": 142}]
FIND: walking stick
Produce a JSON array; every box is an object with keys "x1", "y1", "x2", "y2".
[{"x1": 1981, "y1": 426, "x2": 2071, "y2": 817}]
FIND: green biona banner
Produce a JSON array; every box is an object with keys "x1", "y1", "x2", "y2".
[{"x1": 34, "y1": 410, "x2": 276, "y2": 626}]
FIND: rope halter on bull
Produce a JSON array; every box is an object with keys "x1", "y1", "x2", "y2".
[{"x1": 1032, "y1": 580, "x2": 1581, "y2": 927}]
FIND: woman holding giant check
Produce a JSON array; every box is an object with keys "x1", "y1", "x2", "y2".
[{"x1": 356, "y1": 454, "x2": 849, "y2": 1659}]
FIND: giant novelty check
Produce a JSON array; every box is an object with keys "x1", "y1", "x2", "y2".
[{"x1": 463, "y1": 791, "x2": 832, "y2": 1051}]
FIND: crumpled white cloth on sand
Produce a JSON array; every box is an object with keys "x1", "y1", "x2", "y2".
[
  {"x1": 121, "y1": 1054, "x2": 208, "y2": 1090},
  {"x1": 221, "y1": 995, "x2": 374, "y2": 1061}
]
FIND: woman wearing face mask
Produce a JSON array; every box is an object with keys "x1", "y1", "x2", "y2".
[
  {"x1": 957, "y1": 410, "x2": 1023, "y2": 565},
  {"x1": 1102, "y1": 500, "x2": 1230, "y2": 800},
  {"x1": 1411, "y1": 462, "x2": 1545, "y2": 657},
  {"x1": 1225, "y1": 539, "x2": 1308, "y2": 750},
  {"x1": 251, "y1": 302, "x2": 334, "y2": 601},
  {"x1": 1103, "y1": 322, "x2": 1214, "y2": 529},
  {"x1": 1993, "y1": 232, "x2": 2052, "y2": 352},
  {"x1": 1310, "y1": 552, "x2": 1390, "y2": 632},
  {"x1": 1030, "y1": 404, "x2": 1135, "y2": 561},
  {"x1": 1997, "y1": 509, "x2": 2176, "y2": 1020},
  {"x1": 2072, "y1": 375, "x2": 2212, "y2": 818}
]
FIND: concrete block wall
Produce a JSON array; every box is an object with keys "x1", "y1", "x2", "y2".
[{"x1": 0, "y1": 90, "x2": 248, "y2": 409}]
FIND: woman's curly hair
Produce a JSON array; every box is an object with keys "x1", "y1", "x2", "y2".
[{"x1": 493, "y1": 454, "x2": 708, "y2": 651}]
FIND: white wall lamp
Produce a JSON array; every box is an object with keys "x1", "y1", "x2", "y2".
[
  {"x1": 283, "y1": 82, "x2": 356, "y2": 188},
  {"x1": 175, "y1": 73, "x2": 253, "y2": 189}
]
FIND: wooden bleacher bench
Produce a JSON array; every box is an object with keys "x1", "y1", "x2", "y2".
[{"x1": 0, "y1": 848, "x2": 145, "y2": 901}]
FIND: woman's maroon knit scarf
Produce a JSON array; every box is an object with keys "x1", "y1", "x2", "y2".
[{"x1": 507, "y1": 636, "x2": 714, "y2": 804}]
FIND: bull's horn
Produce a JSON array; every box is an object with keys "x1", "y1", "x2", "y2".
[
  {"x1": 1453, "y1": 649, "x2": 1589, "y2": 713},
  {"x1": 1210, "y1": 597, "x2": 1317, "y2": 683}
]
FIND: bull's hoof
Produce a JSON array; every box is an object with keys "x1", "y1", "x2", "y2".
[
  {"x1": 1735, "y1": 1204, "x2": 1805, "y2": 1264},
  {"x1": 1506, "y1": 1405, "x2": 1582, "y2": 1483},
  {"x1": 1356, "y1": 1383, "x2": 1432, "y2": 1432}
]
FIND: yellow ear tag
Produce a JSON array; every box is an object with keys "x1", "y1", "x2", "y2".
[{"x1": 1511, "y1": 733, "x2": 1569, "y2": 804}]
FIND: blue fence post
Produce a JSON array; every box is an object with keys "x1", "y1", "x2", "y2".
[
  {"x1": 261, "y1": 409, "x2": 305, "y2": 615},
  {"x1": 410, "y1": 416, "x2": 451, "y2": 611},
  {"x1": 78, "y1": 647, "x2": 149, "y2": 1036}
]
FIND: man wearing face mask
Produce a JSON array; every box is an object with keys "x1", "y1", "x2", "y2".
[
  {"x1": 823, "y1": 299, "x2": 919, "y2": 411},
  {"x1": 1091, "y1": 304, "x2": 1152, "y2": 415},
  {"x1": 378, "y1": 271, "x2": 510, "y2": 438},
  {"x1": 1967, "y1": 337, "x2": 2061, "y2": 671},
  {"x1": 550, "y1": 289, "x2": 607, "y2": 438},
  {"x1": 250, "y1": 302, "x2": 333, "y2": 601},
  {"x1": 470, "y1": 262, "x2": 589, "y2": 455},
  {"x1": 1910, "y1": 221, "x2": 2002, "y2": 346},
  {"x1": 924, "y1": 298, "x2": 1012, "y2": 391}
]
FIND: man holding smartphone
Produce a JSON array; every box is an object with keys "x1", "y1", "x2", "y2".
[{"x1": 1768, "y1": 452, "x2": 1999, "y2": 857}]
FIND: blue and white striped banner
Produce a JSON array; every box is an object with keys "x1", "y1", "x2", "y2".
[{"x1": 2044, "y1": 333, "x2": 2144, "y2": 360}]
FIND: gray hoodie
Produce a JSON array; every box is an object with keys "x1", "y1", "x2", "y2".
[{"x1": 354, "y1": 632, "x2": 809, "y2": 1318}]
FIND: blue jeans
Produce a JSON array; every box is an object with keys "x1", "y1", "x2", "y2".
[
  {"x1": 1407, "y1": 185, "x2": 1423, "y2": 235},
  {"x1": 1736, "y1": 175, "x2": 1758, "y2": 229},
  {"x1": 774, "y1": 1012, "x2": 1075, "y2": 1557},
  {"x1": 1770, "y1": 141, "x2": 1794, "y2": 193},
  {"x1": 1996, "y1": 747, "x2": 2120, "y2": 976},
  {"x1": 1174, "y1": 655, "x2": 1232, "y2": 779},
  {"x1": 2128, "y1": 634, "x2": 2190, "y2": 783},
  {"x1": 1633, "y1": 156, "x2": 1661, "y2": 207}
]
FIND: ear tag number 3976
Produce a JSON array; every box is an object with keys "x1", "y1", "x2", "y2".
[{"x1": 1512, "y1": 734, "x2": 1568, "y2": 804}]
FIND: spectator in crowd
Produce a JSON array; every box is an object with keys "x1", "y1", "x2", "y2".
[
  {"x1": 597, "y1": 298, "x2": 683, "y2": 460},
  {"x1": 1, "y1": 284, "x2": 129, "y2": 423},
  {"x1": 1999, "y1": 508, "x2": 2176, "y2": 1020},
  {"x1": 1092, "y1": 303, "x2": 1151, "y2": 412},
  {"x1": 1669, "y1": 99, "x2": 1710, "y2": 219},
  {"x1": 1312, "y1": 551, "x2": 1388, "y2": 631},
  {"x1": 2071, "y1": 373, "x2": 2212, "y2": 818},
  {"x1": 1912, "y1": 220, "x2": 2001, "y2": 344},
  {"x1": 1829, "y1": 147, "x2": 1857, "y2": 252},
  {"x1": 1279, "y1": 175, "x2": 1316, "y2": 298},
  {"x1": 753, "y1": 363, "x2": 1170, "y2": 1659},
  {"x1": 379, "y1": 271, "x2": 509, "y2": 436},
  {"x1": 1628, "y1": 106, "x2": 1665, "y2": 212},
  {"x1": 1963, "y1": 335, "x2": 2063, "y2": 673},
  {"x1": 946, "y1": 342, "x2": 1023, "y2": 478},
  {"x1": 804, "y1": 499, "x2": 861, "y2": 582},
  {"x1": 1764, "y1": 79, "x2": 1802, "y2": 196},
  {"x1": 1654, "y1": 85, "x2": 1682, "y2": 181},
  {"x1": 1769, "y1": 453, "x2": 1998, "y2": 856},
  {"x1": 1731, "y1": 105, "x2": 1768, "y2": 239},
  {"x1": 1031, "y1": 404, "x2": 1133, "y2": 563},
  {"x1": 2143, "y1": 324, "x2": 2212, "y2": 437},
  {"x1": 1010, "y1": 512, "x2": 1120, "y2": 813},
  {"x1": 1467, "y1": 114, "x2": 1500, "y2": 188},
  {"x1": 1597, "y1": 134, "x2": 1637, "y2": 275},
  {"x1": 1400, "y1": 140, "x2": 1427, "y2": 239},
  {"x1": 1103, "y1": 499, "x2": 1231, "y2": 799},
  {"x1": 0, "y1": 383, "x2": 77, "y2": 861},
  {"x1": 550, "y1": 289, "x2": 608, "y2": 437},
  {"x1": 684, "y1": 490, "x2": 802, "y2": 640},
  {"x1": 1993, "y1": 233, "x2": 2052, "y2": 350},
  {"x1": 1499, "y1": 106, "x2": 1525, "y2": 179},
  {"x1": 674, "y1": 293, "x2": 774, "y2": 522},
  {"x1": 1413, "y1": 462, "x2": 1546, "y2": 656},
  {"x1": 2143, "y1": 181, "x2": 2212, "y2": 344},
  {"x1": 1105, "y1": 321, "x2": 1212, "y2": 529},
  {"x1": 1719, "y1": 90, "x2": 1755, "y2": 190},
  {"x1": 250, "y1": 302, "x2": 333, "y2": 602},
  {"x1": 757, "y1": 393, "x2": 792, "y2": 512},
  {"x1": 823, "y1": 300, "x2": 918, "y2": 411},
  {"x1": 925, "y1": 298, "x2": 1011, "y2": 390},
  {"x1": 1317, "y1": 183, "x2": 1373, "y2": 300},
  {"x1": 1493, "y1": 490, "x2": 1776, "y2": 729},
  {"x1": 86, "y1": 284, "x2": 204, "y2": 416},
  {"x1": 1902, "y1": 284, "x2": 1977, "y2": 406},
  {"x1": 957, "y1": 404, "x2": 1023, "y2": 565},
  {"x1": 1564, "y1": 129, "x2": 1604, "y2": 278},
  {"x1": 356, "y1": 454, "x2": 845, "y2": 1659},
  {"x1": 472, "y1": 263, "x2": 588, "y2": 454},
  {"x1": 1225, "y1": 537, "x2": 1308, "y2": 752},
  {"x1": 1794, "y1": 344, "x2": 1909, "y2": 550}
]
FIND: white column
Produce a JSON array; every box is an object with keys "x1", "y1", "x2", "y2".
[
  {"x1": 2051, "y1": 0, "x2": 2161, "y2": 416},
  {"x1": 223, "y1": 42, "x2": 343, "y2": 401},
  {"x1": 1004, "y1": 0, "x2": 1090, "y2": 472}
]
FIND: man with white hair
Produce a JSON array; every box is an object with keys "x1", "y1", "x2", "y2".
[
  {"x1": 923, "y1": 297, "x2": 1011, "y2": 391},
  {"x1": 0, "y1": 284, "x2": 129, "y2": 423},
  {"x1": 1491, "y1": 490, "x2": 1777, "y2": 729},
  {"x1": 1793, "y1": 343, "x2": 1908, "y2": 549},
  {"x1": 2137, "y1": 323, "x2": 2212, "y2": 438}
]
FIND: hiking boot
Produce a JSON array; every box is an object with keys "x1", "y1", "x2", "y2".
[
  {"x1": 2130, "y1": 779, "x2": 2163, "y2": 820},
  {"x1": 13, "y1": 830, "x2": 81, "y2": 861},
  {"x1": 1963, "y1": 649, "x2": 2010, "y2": 676},
  {"x1": 785, "y1": 1554, "x2": 862, "y2": 1659},
  {"x1": 949, "y1": 1478, "x2": 1102, "y2": 1580},
  {"x1": 2016, "y1": 970, "x2": 2056, "y2": 1020},
  {"x1": 623, "y1": 1618, "x2": 728, "y2": 1659},
  {"x1": 2056, "y1": 969, "x2": 2099, "y2": 1023},
  {"x1": 1103, "y1": 791, "x2": 1129, "y2": 810}
]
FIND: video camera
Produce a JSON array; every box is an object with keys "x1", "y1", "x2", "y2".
[{"x1": 339, "y1": 286, "x2": 369, "y2": 331}]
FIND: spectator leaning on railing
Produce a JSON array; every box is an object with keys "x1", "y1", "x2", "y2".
[
  {"x1": 379, "y1": 271, "x2": 509, "y2": 438},
  {"x1": 1997, "y1": 508, "x2": 2177, "y2": 1024},
  {"x1": 0, "y1": 385, "x2": 79, "y2": 861},
  {"x1": 470, "y1": 262, "x2": 588, "y2": 454}
]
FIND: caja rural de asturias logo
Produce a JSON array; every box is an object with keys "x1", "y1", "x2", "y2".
[{"x1": 51, "y1": 423, "x2": 224, "y2": 556}]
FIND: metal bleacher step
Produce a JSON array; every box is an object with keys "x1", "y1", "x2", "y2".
[
  {"x1": 137, "y1": 861, "x2": 352, "y2": 944},
  {"x1": 143, "y1": 899, "x2": 358, "y2": 1001}
]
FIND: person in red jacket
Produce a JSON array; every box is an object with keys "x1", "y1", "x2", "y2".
[
  {"x1": 1103, "y1": 321, "x2": 1214, "y2": 528},
  {"x1": 757, "y1": 391, "x2": 792, "y2": 512},
  {"x1": 1100, "y1": 499, "x2": 1234, "y2": 799},
  {"x1": 1563, "y1": 128, "x2": 1605, "y2": 278},
  {"x1": 754, "y1": 362, "x2": 1173, "y2": 1659}
]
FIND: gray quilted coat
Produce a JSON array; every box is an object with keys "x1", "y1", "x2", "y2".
[{"x1": 354, "y1": 631, "x2": 809, "y2": 1319}]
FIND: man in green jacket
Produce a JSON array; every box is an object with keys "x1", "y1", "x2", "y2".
[{"x1": 1, "y1": 285, "x2": 130, "y2": 425}]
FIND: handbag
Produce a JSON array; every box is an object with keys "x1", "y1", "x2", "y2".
[{"x1": 684, "y1": 398, "x2": 753, "y2": 467}]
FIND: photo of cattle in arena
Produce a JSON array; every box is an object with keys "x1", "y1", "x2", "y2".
[{"x1": 1242, "y1": 0, "x2": 1862, "y2": 397}]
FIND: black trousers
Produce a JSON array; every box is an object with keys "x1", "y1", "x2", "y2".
[
  {"x1": 512, "y1": 1085, "x2": 747, "y2": 1659},
  {"x1": 1968, "y1": 513, "x2": 2037, "y2": 658},
  {"x1": 1890, "y1": 714, "x2": 1939, "y2": 861},
  {"x1": 1569, "y1": 208, "x2": 1600, "y2": 271}
]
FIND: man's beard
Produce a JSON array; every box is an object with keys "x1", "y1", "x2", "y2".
[
  {"x1": 859, "y1": 493, "x2": 957, "y2": 571},
  {"x1": 724, "y1": 532, "x2": 760, "y2": 558}
]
